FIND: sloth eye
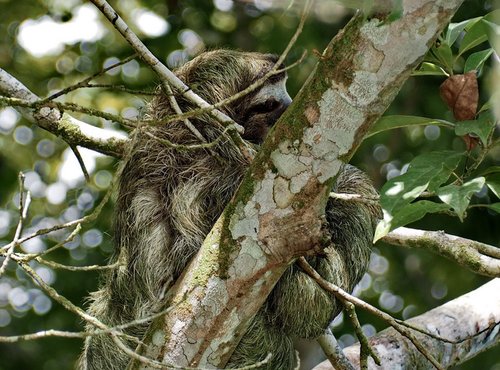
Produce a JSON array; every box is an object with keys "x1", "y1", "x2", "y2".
[{"x1": 249, "y1": 99, "x2": 281, "y2": 115}]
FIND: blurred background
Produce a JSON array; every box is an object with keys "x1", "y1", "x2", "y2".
[{"x1": 0, "y1": 0, "x2": 498, "y2": 369}]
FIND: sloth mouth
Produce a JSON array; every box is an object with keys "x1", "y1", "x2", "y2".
[{"x1": 241, "y1": 100, "x2": 291, "y2": 144}]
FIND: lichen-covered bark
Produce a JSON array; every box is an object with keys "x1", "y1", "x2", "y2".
[
  {"x1": 313, "y1": 278, "x2": 500, "y2": 370},
  {"x1": 132, "y1": 1, "x2": 465, "y2": 368},
  {"x1": 383, "y1": 227, "x2": 500, "y2": 277},
  {"x1": 0, "y1": 68, "x2": 127, "y2": 157}
]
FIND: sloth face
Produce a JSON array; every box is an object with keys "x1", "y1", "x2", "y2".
[
  {"x1": 170, "y1": 50, "x2": 292, "y2": 144},
  {"x1": 240, "y1": 75, "x2": 292, "y2": 144}
]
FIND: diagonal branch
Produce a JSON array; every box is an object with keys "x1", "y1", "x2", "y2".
[{"x1": 313, "y1": 278, "x2": 500, "y2": 370}]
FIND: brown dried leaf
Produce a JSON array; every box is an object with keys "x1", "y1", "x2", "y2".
[{"x1": 439, "y1": 72, "x2": 478, "y2": 121}]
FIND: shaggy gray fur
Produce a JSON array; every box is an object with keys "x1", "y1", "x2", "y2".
[{"x1": 79, "y1": 50, "x2": 381, "y2": 370}]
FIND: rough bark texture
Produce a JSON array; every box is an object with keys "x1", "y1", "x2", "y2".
[
  {"x1": 0, "y1": 68, "x2": 126, "y2": 157},
  {"x1": 132, "y1": 0, "x2": 466, "y2": 368},
  {"x1": 313, "y1": 278, "x2": 500, "y2": 370},
  {"x1": 383, "y1": 227, "x2": 500, "y2": 277}
]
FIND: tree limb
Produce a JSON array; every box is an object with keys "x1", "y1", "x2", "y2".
[
  {"x1": 313, "y1": 278, "x2": 500, "y2": 369},
  {"x1": 0, "y1": 68, "x2": 127, "y2": 157},
  {"x1": 382, "y1": 227, "x2": 500, "y2": 277}
]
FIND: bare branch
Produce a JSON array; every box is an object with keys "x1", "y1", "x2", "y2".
[
  {"x1": 35, "y1": 260, "x2": 119, "y2": 272},
  {"x1": 313, "y1": 279, "x2": 500, "y2": 370},
  {"x1": 317, "y1": 328, "x2": 356, "y2": 370},
  {"x1": 0, "y1": 96, "x2": 135, "y2": 128},
  {"x1": 298, "y1": 257, "x2": 444, "y2": 370},
  {"x1": 382, "y1": 227, "x2": 500, "y2": 277},
  {"x1": 343, "y1": 302, "x2": 380, "y2": 369},
  {"x1": 0, "y1": 68, "x2": 127, "y2": 157},
  {"x1": 330, "y1": 192, "x2": 380, "y2": 206},
  {"x1": 91, "y1": 0, "x2": 240, "y2": 130},
  {"x1": 87, "y1": 0, "x2": 262, "y2": 162},
  {"x1": 43, "y1": 54, "x2": 138, "y2": 101},
  {"x1": 70, "y1": 145, "x2": 90, "y2": 182},
  {"x1": 0, "y1": 173, "x2": 30, "y2": 277}
]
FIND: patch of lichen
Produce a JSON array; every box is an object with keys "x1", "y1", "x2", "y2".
[
  {"x1": 58, "y1": 115, "x2": 125, "y2": 157},
  {"x1": 218, "y1": 173, "x2": 256, "y2": 278},
  {"x1": 322, "y1": 15, "x2": 365, "y2": 88},
  {"x1": 190, "y1": 228, "x2": 221, "y2": 287}
]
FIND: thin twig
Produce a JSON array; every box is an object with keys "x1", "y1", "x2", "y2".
[
  {"x1": 0, "y1": 304, "x2": 173, "y2": 343},
  {"x1": 144, "y1": 127, "x2": 234, "y2": 151},
  {"x1": 35, "y1": 259, "x2": 119, "y2": 271},
  {"x1": 297, "y1": 257, "x2": 444, "y2": 370},
  {"x1": 88, "y1": 0, "x2": 251, "y2": 163},
  {"x1": 330, "y1": 192, "x2": 380, "y2": 206},
  {"x1": 89, "y1": 0, "x2": 311, "y2": 163},
  {"x1": 35, "y1": 225, "x2": 82, "y2": 258},
  {"x1": 0, "y1": 96, "x2": 136, "y2": 128},
  {"x1": 84, "y1": 83, "x2": 156, "y2": 95},
  {"x1": 161, "y1": 82, "x2": 206, "y2": 143},
  {"x1": 70, "y1": 145, "x2": 90, "y2": 182},
  {"x1": 1, "y1": 157, "x2": 120, "y2": 254},
  {"x1": 0, "y1": 173, "x2": 30, "y2": 277},
  {"x1": 343, "y1": 301, "x2": 381, "y2": 368},
  {"x1": 317, "y1": 328, "x2": 356, "y2": 370},
  {"x1": 42, "y1": 54, "x2": 138, "y2": 102}
]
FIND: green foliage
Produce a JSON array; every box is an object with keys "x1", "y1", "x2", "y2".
[
  {"x1": 416, "y1": 9, "x2": 499, "y2": 76},
  {"x1": 437, "y1": 177, "x2": 485, "y2": 220},
  {"x1": 374, "y1": 12, "x2": 499, "y2": 242},
  {"x1": 486, "y1": 203, "x2": 500, "y2": 213},
  {"x1": 464, "y1": 48, "x2": 494, "y2": 73},
  {"x1": 486, "y1": 174, "x2": 500, "y2": 198},
  {"x1": 454, "y1": 111, "x2": 496, "y2": 146},
  {"x1": 374, "y1": 151, "x2": 462, "y2": 241}
]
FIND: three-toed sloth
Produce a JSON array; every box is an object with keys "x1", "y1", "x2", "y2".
[{"x1": 80, "y1": 50, "x2": 381, "y2": 369}]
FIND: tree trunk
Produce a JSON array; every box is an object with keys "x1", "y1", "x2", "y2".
[{"x1": 130, "y1": 1, "x2": 466, "y2": 368}]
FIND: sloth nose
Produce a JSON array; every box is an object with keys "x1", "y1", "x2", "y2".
[
  {"x1": 281, "y1": 92, "x2": 292, "y2": 108},
  {"x1": 276, "y1": 95, "x2": 292, "y2": 115}
]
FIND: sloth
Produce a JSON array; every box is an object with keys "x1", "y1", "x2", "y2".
[{"x1": 79, "y1": 49, "x2": 381, "y2": 370}]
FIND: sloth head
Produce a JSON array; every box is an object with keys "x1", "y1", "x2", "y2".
[{"x1": 172, "y1": 49, "x2": 292, "y2": 144}]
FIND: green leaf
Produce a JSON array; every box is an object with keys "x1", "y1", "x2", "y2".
[
  {"x1": 445, "y1": 18, "x2": 481, "y2": 46},
  {"x1": 423, "y1": 52, "x2": 443, "y2": 65},
  {"x1": 454, "y1": 111, "x2": 496, "y2": 146},
  {"x1": 381, "y1": 151, "x2": 463, "y2": 202},
  {"x1": 479, "y1": 166, "x2": 500, "y2": 176},
  {"x1": 413, "y1": 62, "x2": 449, "y2": 76},
  {"x1": 478, "y1": 101, "x2": 491, "y2": 113},
  {"x1": 486, "y1": 174, "x2": 500, "y2": 198},
  {"x1": 374, "y1": 201, "x2": 449, "y2": 241},
  {"x1": 483, "y1": 19, "x2": 500, "y2": 55},
  {"x1": 464, "y1": 48, "x2": 493, "y2": 73},
  {"x1": 459, "y1": 10, "x2": 500, "y2": 56},
  {"x1": 437, "y1": 177, "x2": 485, "y2": 221},
  {"x1": 432, "y1": 43, "x2": 454, "y2": 71},
  {"x1": 377, "y1": 151, "x2": 463, "y2": 240},
  {"x1": 366, "y1": 115, "x2": 454, "y2": 139},
  {"x1": 486, "y1": 203, "x2": 500, "y2": 213},
  {"x1": 459, "y1": 20, "x2": 489, "y2": 56}
]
